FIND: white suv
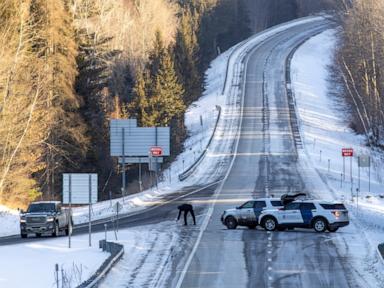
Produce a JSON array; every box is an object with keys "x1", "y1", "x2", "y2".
[
  {"x1": 258, "y1": 200, "x2": 349, "y2": 232},
  {"x1": 221, "y1": 198, "x2": 283, "y2": 229}
]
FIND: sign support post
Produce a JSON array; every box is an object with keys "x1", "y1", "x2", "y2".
[
  {"x1": 68, "y1": 174, "x2": 72, "y2": 249},
  {"x1": 88, "y1": 174, "x2": 92, "y2": 247},
  {"x1": 154, "y1": 127, "x2": 158, "y2": 190},
  {"x1": 350, "y1": 156, "x2": 353, "y2": 200},
  {"x1": 369, "y1": 158, "x2": 371, "y2": 193},
  {"x1": 342, "y1": 148, "x2": 354, "y2": 200},
  {"x1": 122, "y1": 127, "x2": 126, "y2": 200},
  {"x1": 343, "y1": 157, "x2": 345, "y2": 180},
  {"x1": 139, "y1": 157, "x2": 142, "y2": 192},
  {"x1": 358, "y1": 156, "x2": 361, "y2": 196}
]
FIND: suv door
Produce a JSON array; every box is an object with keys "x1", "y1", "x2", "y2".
[
  {"x1": 299, "y1": 203, "x2": 316, "y2": 225},
  {"x1": 281, "y1": 202, "x2": 302, "y2": 224},
  {"x1": 238, "y1": 201, "x2": 255, "y2": 224}
]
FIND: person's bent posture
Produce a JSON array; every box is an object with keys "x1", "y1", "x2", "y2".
[{"x1": 177, "y1": 204, "x2": 196, "y2": 225}]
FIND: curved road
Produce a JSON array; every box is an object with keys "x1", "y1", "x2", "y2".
[
  {"x1": 171, "y1": 19, "x2": 359, "y2": 288},
  {"x1": 2, "y1": 17, "x2": 381, "y2": 288}
]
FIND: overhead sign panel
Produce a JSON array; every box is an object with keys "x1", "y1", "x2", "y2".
[
  {"x1": 62, "y1": 173, "x2": 98, "y2": 204},
  {"x1": 110, "y1": 119, "x2": 170, "y2": 157}
]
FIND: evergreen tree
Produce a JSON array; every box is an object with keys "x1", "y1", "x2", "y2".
[
  {"x1": 30, "y1": 0, "x2": 89, "y2": 199},
  {"x1": 148, "y1": 31, "x2": 166, "y2": 81},
  {"x1": 130, "y1": 70, "x2": 151, "y2": 126},
  {"x1": 148, "y1": 50, "x2": 186, "y2": 126},
  {"x1": 174, "y1": 8, "x2": 201, "y2": 105}
]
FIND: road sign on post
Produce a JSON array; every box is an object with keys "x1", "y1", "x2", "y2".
[
  {"x1": 110, "y1": 119, "x2": 170, "y2": 196},
  {"x1": 358, "y1": 155, "x2": 370, "y2": 167},
  {"x1": 342, "y1": 148, "x2": 354, "y2": 199},
  {"x1": 110, "y1": 119, "x2": 170, "y2": 157},
  {"x1": 150, "y1": 146, "x2": 163, "y2": 157},
  {"x1": 342, "y1": 148, "x2": 354, "y2": 157},
  {"x1": 63, "y1": 173, "x2": 98, "y2": 248}
]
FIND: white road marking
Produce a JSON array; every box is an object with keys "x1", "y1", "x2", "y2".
[{"x1": 174, "y1": 36, "x2": 248, "y2": 288}]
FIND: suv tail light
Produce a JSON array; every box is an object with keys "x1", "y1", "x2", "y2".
[{"x1": 332, "y1": 211, "x2": 341, "y2": 218}]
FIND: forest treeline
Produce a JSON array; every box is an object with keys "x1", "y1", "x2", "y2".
[
  {"x1": 0, "y1": 0, "x2": 329, "y2": 207},
  {"x1": 334, "y1": 0, "x2": 384, "y2": 147},
  {"x1": 0, "y1": 0, "x2": 253, "y2": 207}
]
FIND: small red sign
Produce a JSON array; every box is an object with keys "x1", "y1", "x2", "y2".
[
  {"x1": 342, "y1": 148, "x2": 353, "y2": 157},
  {"x1": 150, "y1": 146, "x2": 163, "y2": 157}
]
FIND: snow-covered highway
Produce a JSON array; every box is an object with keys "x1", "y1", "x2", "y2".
[{"x1": 1, "y1": 16, "x2": 384, "y2": 288}]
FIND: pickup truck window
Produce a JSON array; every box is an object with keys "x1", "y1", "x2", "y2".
[{"x1": 27, "y1": 203, "x2": 56, "y2": 213}]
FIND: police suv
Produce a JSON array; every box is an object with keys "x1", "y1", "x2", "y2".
[
  {"x1": 221, "y1": 198, "x2": 283, "y2": 229},
  {"x1": 258, "y1": 199, "x2": 349, "y2": 232}
]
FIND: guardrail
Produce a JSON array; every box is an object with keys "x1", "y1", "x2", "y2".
[
  {"x1": 77, "y1": 240, "x2": 124, "y2": 288},
  {"x1": 178, "y1": 105, "x2": 222, "y2": 181}
]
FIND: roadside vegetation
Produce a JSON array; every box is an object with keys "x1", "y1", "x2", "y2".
[
  {"x1": 332, "y1": 0, "x2": 384, "y2": 148},
  {"x1": 0, "y1": 0, "x2": 329, "y2": 207}
]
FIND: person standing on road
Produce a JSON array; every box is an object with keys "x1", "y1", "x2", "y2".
[{"x1": 177, "y1": 203, "x2": 196, "y2": 225}]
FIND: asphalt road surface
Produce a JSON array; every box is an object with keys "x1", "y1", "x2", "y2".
[{"x1": 171, "y1": 19, "x2": 360, "y2": 288}]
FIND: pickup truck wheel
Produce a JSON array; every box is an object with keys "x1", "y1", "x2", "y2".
[
  {"x1": 21, "y1": 233, "x2": 27, "y2": 239},
  {"x1": 225, "y1": 216, "x2": 237, "y2": 229},
  {"x1": 312, "y1": 217, "x2": 327, "y2": 232},
  {"x1": 52, "y1": 223, "x2": 59, "y2": 237},
  {"x1": 35, "y1": 233, "x2": 42, "y2": 237},
  {"x1": 263, "y1": 217, "x2": 277, "y2": 231}
]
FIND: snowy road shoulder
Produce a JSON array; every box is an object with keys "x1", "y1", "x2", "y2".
[
  {"x1": 292, "y1": 29, "x2": 384, "y2": 285},
  {"x1": 0, "y1": 234, "x2": 108, "y2": 288}
]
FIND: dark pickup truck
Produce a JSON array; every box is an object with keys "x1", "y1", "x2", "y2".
[{"x1": 20, "y1": 201, "x2": 72, "y2": 238}]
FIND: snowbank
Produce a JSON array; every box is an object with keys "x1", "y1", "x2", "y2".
[
  {"x1": 0, "y1": 233, "x2": 108, "y2": 288},
  {"x1": 292, "y1": 29, "x2": 384, "y2": 283}
]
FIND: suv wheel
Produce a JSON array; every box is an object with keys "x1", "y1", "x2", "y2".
[
  {"x1": 313, "y1": 218, "x2": 327, "y2": 232},
  {"x1": 225, "y1": 216, "x2": 237, "y2": 229},
  {"x1": 263, "y1": 217, "x2": 277, "y2": 231}
]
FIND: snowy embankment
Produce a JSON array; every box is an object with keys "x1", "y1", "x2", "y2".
[
  {"x1": 0, "y1": 233, "x2": 107, "y2": 288},
  {"x1": 292, "y1": 29, "x2": 384, "y2": 269}
]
